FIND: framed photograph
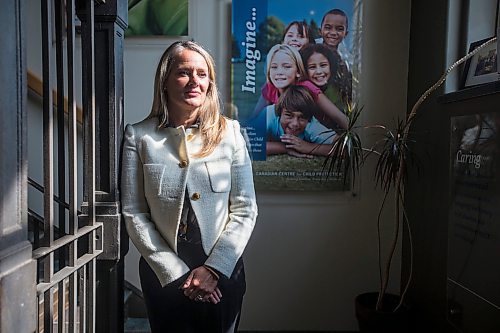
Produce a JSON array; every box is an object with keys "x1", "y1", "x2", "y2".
[
  {"x1": 461, "y1": 37, "x2": 499, "y2": 88},
  {"x1": 125, "y1": 0, "x2": 189, "y2": 37}
]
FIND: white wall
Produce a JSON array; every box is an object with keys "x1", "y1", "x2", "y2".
[{"x1": 122, "y1": 0, "x2": 411, "y2": 330}]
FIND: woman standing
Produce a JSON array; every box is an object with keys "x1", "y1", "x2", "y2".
[{"x1": 121, "y1": 41, "x2": 258, "y2": 332}]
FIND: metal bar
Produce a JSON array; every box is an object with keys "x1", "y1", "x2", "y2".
[
  {"x1": 84, "y1": 3, "x2": 100, "y2": 331},
  {"x1": 40, "y1": 9, "x2": 55, "y2": 333},
  {"x1": 95, "y1": 225, "x2": 103, "y2": 253},
  {"x1": 37, "y1": 251, "x2": 103, "y2": 295},
  {"x1": 88, "y1": 225, "x2": 97, "y2": 332},
  {"x1": 68, "y1": 272, "x2": 78, "y2": 333},
  {"x1": 41, "y1": 4, "x2": 55, "y2": 311},
  {"x1": 37, "y1": 295, "x2": 41, "y2": 333},
  {"x1": 82, "y1": 0, "x2": 96, "y2": 228},
  {"x1": 58, "y1": 280, "x2": 66, "y2": 333},
  {"x1": 44, "y1": 288, "x2": 54, "y2": 333},
  {"x1": 33, "y1": 1, "x2": 113, "y2": 333},
  {"x1": 67, "y1": 0, "x2": 78, "y2": 238},
  {"x1": 33, "y1": 223, "x2": 102, "y2": 260},
  {"x1": 55, "y1": 0, "x2": 67, "y2": 249},
  {"x1": 79, "y1": 266, "x2": 87, "y2": 333},
  {"x1": 88, "y1": 259, "x2": 96, "y2": 332},
  {"x1": 67, "y1": 2, "x2": 80, "y2": 332},
  {"x1": 28, "y1": 177, "x2": 82, "y2": 214},
  {"x1": 41, "y1": 0, "x2": 54, "y2": 249}
]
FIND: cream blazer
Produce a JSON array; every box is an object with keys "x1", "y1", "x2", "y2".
[{"x1": 121, "y1": 117, "x2": 258, "y2": 287}]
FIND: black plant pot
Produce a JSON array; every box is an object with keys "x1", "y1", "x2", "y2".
[{"x1": 355, "y1": 292, "x2": 411, "y2": 333}]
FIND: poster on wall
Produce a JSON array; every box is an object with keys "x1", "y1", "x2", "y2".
[
  {"x1": 125, "y1": 0, "x2": 189, "y2": 37},
  {"x1": 447, "y1": 112, "x2": 500, "y2": 330},
  {"x1": 231, "y1": 0, "x2": 362, "y2": 191}
]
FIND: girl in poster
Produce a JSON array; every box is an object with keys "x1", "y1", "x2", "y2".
[
  {"x1": 257, "y1": 44, "x2": 348, "y2": 130},
  {"x1": 300, "y1": 43, "x2": 351, "y2": 129},
  {"x1": 283, "y1": 20, "x2": 316, "y2": 51}
]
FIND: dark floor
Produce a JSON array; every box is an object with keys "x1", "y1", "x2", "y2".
[
  {"x1": 124, "y1": 317, "x2": 151, "y2": 333},
  {"x1": 123, "y1": 283, "x2": 359, "y2": 333},
  {"x1": 124, "y1": 323, "x2": 357, "y2": 333}
]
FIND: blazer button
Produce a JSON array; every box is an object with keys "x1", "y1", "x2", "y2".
[
  {"x1": 191, "y1": 192, "x2": 201, "y2": 201},
  {"x1": 179, "y1": 160, "x2": 188, "y2": 168}
]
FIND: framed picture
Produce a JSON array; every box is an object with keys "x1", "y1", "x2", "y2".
[
  {"x1": 230, "y1": 0, "x2": 363, "y2": 192},
  {"x1": 448, "y1": 111, "x2": 500, "y2": 331},
  {"x1": 461, "y1": 37, "x2": 499, "y2": 88},
  {"x1": 125, "y1": 0, "x2": 189, "y2": 37}
]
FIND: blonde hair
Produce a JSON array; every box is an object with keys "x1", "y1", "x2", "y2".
[
  {"x1": 148, "y1": 40, "x2": 226, "y2": 157},
  {"x1": 265, "y1": 44, "x2": 306, "y2": 84}
]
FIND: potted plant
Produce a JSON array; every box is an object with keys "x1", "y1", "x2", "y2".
[{"x1": 323, "y1": 37, "x2": 497, "y2": 332}]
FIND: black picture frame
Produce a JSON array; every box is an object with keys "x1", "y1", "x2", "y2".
[{"x1": 461, "y1": 37, "x2": 499, "y2": 89}]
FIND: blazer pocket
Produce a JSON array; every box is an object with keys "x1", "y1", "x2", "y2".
[
  {"x1": 143, "y1": 164, "x2": 166, "y2": 198},
  {"x1": 205, "y1": 159, "x2": 231, "y2": 193}
]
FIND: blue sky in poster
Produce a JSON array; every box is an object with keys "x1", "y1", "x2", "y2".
[
  {"x1": 267, "y1": 0, "x2": 354, "y2": 50},
  {"x1": 232, "y1": 0, "x2": 267, "y2": 46},
  {"x1": 267, "y1": 0, "x2": 354, "y2": 30},
  {"x1": 232, "y1": 0, "x2": 355, "y2": 56}
]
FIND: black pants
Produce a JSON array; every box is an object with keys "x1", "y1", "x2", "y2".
[{"x1": 139, "y1": 242, "x2": 246, "y2": 333}]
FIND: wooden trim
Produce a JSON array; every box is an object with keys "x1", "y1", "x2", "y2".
[{"x1": 27, "y1": 70, "x2": 83, "y2": 124}]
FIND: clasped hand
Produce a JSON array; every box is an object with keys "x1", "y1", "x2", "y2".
[{"x1": 181, "y1": 266, "x2": 222, "y2": 304}]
